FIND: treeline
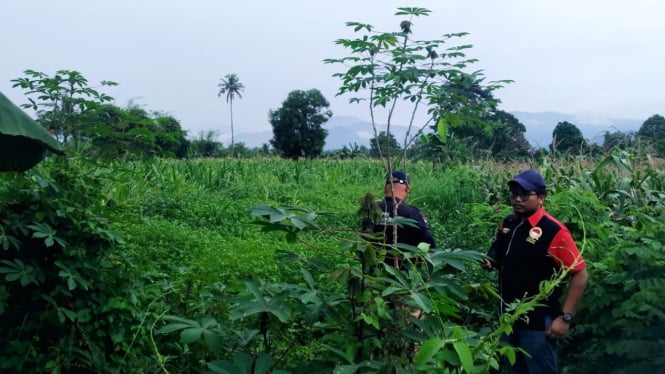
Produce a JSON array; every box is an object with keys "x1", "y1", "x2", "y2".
[{"x1": 9, "y1": 69, "x2": 664, "y2": 163}]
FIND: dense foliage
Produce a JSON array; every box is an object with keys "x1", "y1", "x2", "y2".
[
  {"x1": 269, "y1": 89, "x2": 332, "y2": 159},
  {"x1": 551, "y1": 121, "x2": 588, "y2": 155},
  {"x1": 637, "y1": 114, "x2": 665, "y2": 157},
  {"x1": 369, "y1": 131, "x2": 401, "y2": 159},
  {"x1": 11, "y1": 70, "x2": 189, "y2": 161},
  {"x1": 3, "y1": 7, "x2": 664, "y2": 373},
  {"x1": 11, "y1": 69, "x2": 116, "y2": 147},
  {"x1": 2, "y1": 153, "x2": 664, "y2": 372},
  {"x1": 0, "y1": 160, "x2": 152, "y2": 371}
]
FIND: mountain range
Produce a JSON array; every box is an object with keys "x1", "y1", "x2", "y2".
[{"x1": 231, "y1": 112, "x2": 644, "y2": 151}]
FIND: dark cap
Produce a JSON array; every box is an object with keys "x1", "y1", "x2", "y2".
[
  {"x1": 508, "y1": 169, "x2": 546, "y2": 194},
  {"x1": 385, "y1": 170, "x2": 410, "y2": 185}
]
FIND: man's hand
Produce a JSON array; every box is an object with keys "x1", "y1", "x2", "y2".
[
  {"x1": 545, "y1": 316, "x2": 571, "y2": 340},
  {"x1": 480, "y1": 259, "x2": 494, "y2": 271}
]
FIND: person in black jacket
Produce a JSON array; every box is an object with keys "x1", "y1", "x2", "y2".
[
  {"x1": 373, "y1": 170, "x2": 436, "y2": 269},
  {"x1": 482, "y1": 169, "x2": 588, "y2": 374}
]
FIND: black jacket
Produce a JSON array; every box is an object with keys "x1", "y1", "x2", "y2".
[
  {"x1": 373, "y1": 197, "x2": 436, "y2": 266},
  {"x1": 488, "y1": 208, "x2": 577, "y2": 329}
]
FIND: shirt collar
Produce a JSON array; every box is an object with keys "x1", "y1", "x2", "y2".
[
  {"x1": 512, "y1": 206, "x2": 545, "y2": 226},
  {"x1": 385, "y1": 196, "x2": 403, "y2": 203},
  {"x1": 526, "y1": 206, "x2": 546, "y2": 226}
]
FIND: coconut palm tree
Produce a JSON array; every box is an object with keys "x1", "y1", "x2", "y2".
[{"x1": 217, "y1": 74, "x2": 245, "y2": 157}]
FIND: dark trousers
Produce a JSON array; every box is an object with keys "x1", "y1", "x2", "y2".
[{"x1": 500, "y1": 315, "x2": 558, "y2": 374}]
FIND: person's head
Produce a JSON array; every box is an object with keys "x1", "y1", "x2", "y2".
[
  {"x1": 384, "y1": 170, "x2": 410, "y2": 199},
  {"x1": 507, "y1": 169, "x2": 546, "y2": 217}
]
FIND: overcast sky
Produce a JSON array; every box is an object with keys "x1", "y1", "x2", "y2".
[{"x1": 2, "y1": 1, "x2": 664, "y2": 142}]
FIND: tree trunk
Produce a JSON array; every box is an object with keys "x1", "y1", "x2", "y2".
[{"x1": 230, "y1": 99, "x2": 235, "y2": 158}]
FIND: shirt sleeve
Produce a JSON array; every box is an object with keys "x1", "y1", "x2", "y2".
[
  {"x1": 414, "y1": 208, "x2": 436, "y2": 248},
  {"x1": 548, "y1": 228, "x2": 586, "y2": 272},
  {"x1": 487, "y1": 223, "x2": 504, "y2": 265}
]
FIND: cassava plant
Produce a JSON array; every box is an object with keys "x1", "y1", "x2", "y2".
[
  {"x1": 0, "y1": 158, "x2": 151, "y2": 372},
  {"x1": 11, "y1": 69, "x2": 117, "y2": 151},
  {"x1": 324, "y1": 7, "x2": 509, "y2": 172}
]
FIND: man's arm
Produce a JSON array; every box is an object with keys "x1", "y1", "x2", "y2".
[
  {"x1": 562, "y1": 267, "x2": 588, "y2": 315},
  {"x1": 411, "y1": 207, "x2": 436, "y2": 248},
  {"x1": 547, "y1": 267, "x2": 588, "y2": 339},
  {"x1": 482, "y1": 224, "x2": 505, "y2": 271},
  {"x1": 419, "y1": 221, "x2": 436, "y2": 249}
]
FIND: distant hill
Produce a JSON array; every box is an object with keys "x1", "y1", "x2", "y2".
[
  {"x1": 233, "y1": 115, "x2": 410, "y2": 151},
  {"x1": 231, "y1": 112, "x2": 644, "y2": 150},
  {"x1": 512, "y1": 111, "x2": 642, "y2": 149}
]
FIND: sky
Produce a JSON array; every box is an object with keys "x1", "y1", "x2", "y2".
[{"x1": 1, "y1": 1, "x2": 664, "y2": 144}]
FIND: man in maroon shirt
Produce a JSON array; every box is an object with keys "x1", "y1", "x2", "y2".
[{"x1": 483, "y1": 169, "x2": 588, "y2": 373}]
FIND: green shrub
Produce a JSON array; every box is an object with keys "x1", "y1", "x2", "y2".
[{"x1": 0, "y1": 160, "x2": 152, "y2": 372}]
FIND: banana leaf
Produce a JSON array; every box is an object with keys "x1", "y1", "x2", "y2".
[{"x1": 0, "y1": 91, "x2": 63, "y2": 172}]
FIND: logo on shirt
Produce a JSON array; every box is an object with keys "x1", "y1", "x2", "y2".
[
  {"x1": 379, "y1": 212, "x2": 394, "y2": 226},
  {"x1": 527, "y1": 227, "x2": 542, "y2": 244}
]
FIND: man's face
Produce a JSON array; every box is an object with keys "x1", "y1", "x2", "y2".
[
  {"x1": 385, "y1": 180, "x2": 410, "y2": 197},
  {"x1": 509, "y1": 185, "x2": 543, "y2": 216}
]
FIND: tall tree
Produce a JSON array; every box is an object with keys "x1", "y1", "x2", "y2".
[
  {"x1": 486, "y1": 110, "x2": 531, "y2": 159},
  {"x1": 551, "y1": 121, "x2": 587, "y2": 155},
  {"x1": 217, "y1": 73, "x2": 244, "y2": 157},
  {"x1": 84, "y1": 104, "x2": 188, "y2": 160},
  {"x1": 637, "y1": 114, "x2": 665, "y2": 156},
  {"x1": 269, "y1": 89, "x2": 331, "y2": 159},
  {"x1": 410, "y1": 74, "x2": 501, "y2": 161},
  {"x1": 190, "y1": 130, "x2": 222, "y2": 158},
  {"x1": 602, "y1": 130, "x2": 633, "y2": 153},
  {"x1": 415, "y1": 79, "x2": 529, "y2": 162},
  {"x1": 11, "y1": 69, "x2": 116, "y2": 150},
  {"x1": 153, "y1": 113, "x2": 189, "y2": 158},
  {"x1": 369, "y1": 131, "x2": 401, "y2": 159}
]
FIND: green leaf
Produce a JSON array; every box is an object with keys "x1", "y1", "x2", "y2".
[
  {"x1": 415, "y1": 338, "x2": 445, "y2": 365},
  {"x1": 5, "y1": 273, "x2": 21, "y2": 282},
  {"x1": 77, "y1": 308, "x2": 91, "y2": 323},
  {"x1": 207, "y1": 360, "x2": 236, "y2": 374},
  {"x1": 59, "y1": 307, "x2": 77, "y2": 322},
  {"x1": 359, "y1": 312, "x2": 380, "y2": 329},
  {"x1": 67, "y1": 277, "x2": 76, "y2": 291},
  {"x1": 436, "y1": 117, "x2": 448, "y2": 142},
  {"x1": 232, "y1": 351, "x2": 254, "y2": 374},
  {"x1": 201, "y1": 316, "x2": 218, "y2": 329},
  {"x1": 250, "y1": 206, "x2": 287, "y2": 222},
  {"x1": 203, "y1": 330, "x2": 223, "y2": 353},
  {"x1": 180, "y1": 327, "x2": 203, "y2": 344},
  {"x1": 453, "y1": 341, "x2": 474, "y2": 373},
  {"x1": 301, "y1": 268, "x2": 315, "y2": 289},
  {"x1": 266, "y1": 294, "x2": 291, "y2": 322},
  {"x1": 500, "y1": 345, "x2": 517, "y2": 365},
  {"x1": 411, "y1": 292, "x2": 433, "y2": 313},
  {"x1": 289, "y1": 217, "x2": 307, "y2": 230},
  {"x1": 254, "y1": 353, "x2": 274, "y2": 374},
  {"x1": 157, "y1": 323, "x2": 196, "y2": 335}
]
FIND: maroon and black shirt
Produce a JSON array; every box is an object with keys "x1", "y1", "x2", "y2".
[{"x1": 488, "y1": 207, "x2": 586, "y2": 329}]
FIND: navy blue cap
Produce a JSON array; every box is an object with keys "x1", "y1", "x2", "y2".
[
  {"x1": 508, "y1": 169, "x2": 546, "y2": 194},
  {"x1": 385, "y1": 170, "x2": 410, "y2": 185}
]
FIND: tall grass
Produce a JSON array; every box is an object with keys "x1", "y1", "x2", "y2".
[{"x1": 23, "y1": 152, "x2": 665, "y2": 371}]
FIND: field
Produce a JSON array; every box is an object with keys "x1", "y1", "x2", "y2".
[{"x1": 1, "y1": 154, "x2": 664, "y2": 372}]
